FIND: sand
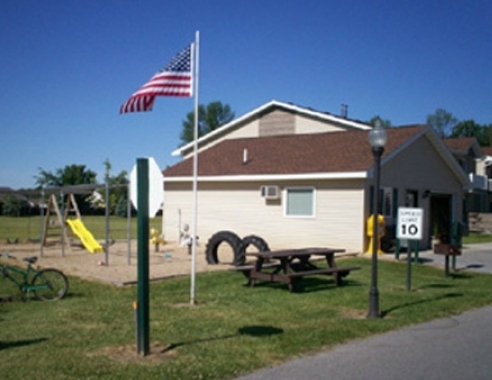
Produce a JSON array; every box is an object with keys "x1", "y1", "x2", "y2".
[{"x1": 0, "y1": 240, "x2": 234, "y2": 286}]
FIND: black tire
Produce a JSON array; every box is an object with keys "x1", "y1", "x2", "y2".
[
  {"x1": 236, "y1": 235, "x2": 270, "y2": 265},
  {"x1": 32, "y1": 268, "x2": 69, "y2": 301},
  {"x1": 205, "y1": 231, "x2": 242, "y2": 265}
]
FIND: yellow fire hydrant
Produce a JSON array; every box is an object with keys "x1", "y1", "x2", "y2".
[
  {"x1": 150, "y1": 228, "x2": 166, "y2": 252},
  {"x1": 366, "y1": 214, "x2": 385, "y2": 255}
]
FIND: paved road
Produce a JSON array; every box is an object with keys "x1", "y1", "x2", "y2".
[
  {"x1": 235, "y1": 243, "x2": 492, "y2": 380},
  {"x1": 419, "y1": 242, "x2": 492, "y2": 275}
]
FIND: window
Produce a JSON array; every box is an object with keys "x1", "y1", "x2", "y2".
[
  {"x1": 382, "y1": 187, "x2": 393, "y2": 217},
  {"x1": 369, "y1": 186, "x2": 396, "y2": 217},
  {"x1": 284, "y1": 187, "x2": 315, "y2": 217}
]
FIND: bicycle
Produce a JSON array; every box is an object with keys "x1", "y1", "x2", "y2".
[{"x1": 0, "y1": 253, "x2": 69, "y2": 301}]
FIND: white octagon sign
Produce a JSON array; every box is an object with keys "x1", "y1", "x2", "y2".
[{"x1": 130, "y1": 157, "x2": 163, "y2": 217}]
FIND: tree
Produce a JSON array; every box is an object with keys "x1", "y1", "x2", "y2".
[
  {"x1": 450, "y1": 120, "x2": 492, "y2": 146},
  {"x1": 426, "y1": 108, "x2": 458, "y2": 138},
  {"x1": 368, "y1": 116, "x2": 391, "y2": 128},
  {"x1": 35, "y1": 164, "x2": 97, "y2": 188},
  {"x1": 102, "y1": 159, "x2": 130, "y2": 217},
  {"x1": 1, "y1": 194, "x2": 22, "y2": 217},
  {"x1": 35, "y1": 164, "x2": 98, "y2": 214},
  {"x1": 179, "y1": 101, "x2": 235, "y2": 144}
]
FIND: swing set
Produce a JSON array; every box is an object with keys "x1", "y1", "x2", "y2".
[{"x1": 41, "y1": 192, "x2": 103, "y2": 255}]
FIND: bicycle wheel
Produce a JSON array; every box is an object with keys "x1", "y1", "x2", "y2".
[{"x1": 32, "y1": 269, "x2": 69, "y2": 301}]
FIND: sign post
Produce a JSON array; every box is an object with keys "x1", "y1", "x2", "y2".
[
  {"x1": 136, "y1": 158, "x2": 149, "y2": 356},
  {"x1": 397, "y1": 207, "x2": 424, "y2": 291},
  {"x1": 130, "y1": 157, "x2": 163, "y2": 357}
]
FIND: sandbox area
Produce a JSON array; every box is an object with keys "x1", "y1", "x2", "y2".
[{"x1": 0, "y1": 240, "x2": 232, "y2": 286}]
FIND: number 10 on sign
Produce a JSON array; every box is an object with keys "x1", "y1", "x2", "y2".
[{"x1": 397, "y1": 207, "x2": 424, "y2": 240}]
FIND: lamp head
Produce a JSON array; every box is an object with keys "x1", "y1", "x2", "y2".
[{"x1": 368, "y1": 119, "x2": 388, "y2": 149}]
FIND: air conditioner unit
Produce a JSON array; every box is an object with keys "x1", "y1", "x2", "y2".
[{"x1": 260, "y1": 185, "x2": 280, "y2": 200}]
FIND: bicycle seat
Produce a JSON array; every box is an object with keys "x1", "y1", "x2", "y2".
[{"x1": 23, "y1": 256, "x2": 38, "y2": 264}]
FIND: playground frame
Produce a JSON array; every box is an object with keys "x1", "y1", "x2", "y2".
[{"x1": 1, "y1": 183, "x2": 142, "y2": 266}]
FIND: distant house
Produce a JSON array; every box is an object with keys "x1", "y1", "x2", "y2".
[
  {"x1": 0, "y1": 187, "x2": 30, "y2": 215},
  {"x1": 479, "y1": 147, "x2": 492, "y2": 201},
  {"x1": 444, "y1": 137, "x2": 492, "y2": 213},
  {"x1": 162, "y1": 101, "x2": 470, "y2": 252},
  {"x1": 0, "y1": 187, "x2": 16, "y2": 197}
]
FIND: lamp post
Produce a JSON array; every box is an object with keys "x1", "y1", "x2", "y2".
[{"x1": 367, "y1": 119, "x2": 387, "y2": 319}]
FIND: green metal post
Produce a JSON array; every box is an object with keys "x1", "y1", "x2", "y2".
[
  {"x1": 136, "y1": 158, "x2": 149, "y2": 356},
  {"x1": 406, "y1": 241, "x2": 412, "y2": 291},
  {"x1": 413, "y1": 240, "x2": 419, "y2": 262}
]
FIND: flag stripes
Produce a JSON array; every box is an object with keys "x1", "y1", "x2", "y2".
[{"x1": 120, "y1": 44, "x2": 193, "y2": 113}]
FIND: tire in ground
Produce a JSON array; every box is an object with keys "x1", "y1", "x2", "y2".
[
  {"x1": 205, "y1": 231, "x2": 242, "y2": 265},
  {"x1": 236, "y1": 235, "x2": 270, "y2": 265}
]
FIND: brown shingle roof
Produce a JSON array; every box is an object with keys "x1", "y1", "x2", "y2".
[
  {"x1": 444, "y1": 137, "x2": 476, "y2": 151},
  {"x1": 481, "y1": 146, "x2": 492, "y2": 156},
  {"x1": 444, "y1": 137, "x2": 483, "y2": 159},
  {"x1": 164, "y1": 125, "x2": 426, "y2": 178}
]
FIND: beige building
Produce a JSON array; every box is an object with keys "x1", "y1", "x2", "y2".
[{"x1": 162, "y1": 101, "x2": 470, "y2": 253}]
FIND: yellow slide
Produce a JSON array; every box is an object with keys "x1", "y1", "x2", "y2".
[{"x1": 66, "y1": 219, "x2": 104, "y2": 253}]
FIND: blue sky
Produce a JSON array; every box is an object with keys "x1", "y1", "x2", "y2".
[{"x1": 1, "y1": 0, "x2": 491, "y2": 189}]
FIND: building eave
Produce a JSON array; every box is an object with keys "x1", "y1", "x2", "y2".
[{"x1": 164, "y1": 171, "x2": 368, "y2": 183}]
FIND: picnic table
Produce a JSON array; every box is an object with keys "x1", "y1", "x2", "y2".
[{"x1": 236, "y1": 247, "x2": 360, "y2": 292}]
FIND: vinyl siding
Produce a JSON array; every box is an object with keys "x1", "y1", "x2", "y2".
[
  {"x1": 382, "y1": 137, "x2": 462, "y2": 192},
  {"x1": 259, "y1": 110, "x2": 295, "y2": 136},
  {"x1": 295, "y1": 114, "x2": 346, "y2": 134},
  {"x1": 476, "y1": 158, "x2": 487, "y2": 176},
  {"x1": 182, "y1": 120, "x2": 260, "y2": 160},
  {"x1": 226, "y1": 119, "x2": 259, "y2": 139},
  {"x1": 163, "y1": 179, "x2": 366, "y2": 252},
  {"x1": 182, "y1": 111, "x2": 353, "y2": 159},
  {"x1": 378, "y1": 136, "x2": 464, "y2": 246}
]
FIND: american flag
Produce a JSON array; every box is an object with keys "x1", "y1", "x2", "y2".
[{"x1": 120, "y1": 44, "x2": 193, "y2": 113}]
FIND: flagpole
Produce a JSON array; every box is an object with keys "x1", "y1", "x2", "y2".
[{"x1": 190, "y1": 30, "x2": 199, "y2": 305}]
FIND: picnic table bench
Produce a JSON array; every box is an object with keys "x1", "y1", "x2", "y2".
[{"x1": 236, "y1": 247, "x2": 360, "y2": 292}]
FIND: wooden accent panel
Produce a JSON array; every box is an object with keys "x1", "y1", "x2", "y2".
[{"x1": 259, "y1": 110, "x2": 295, "y2": 137}]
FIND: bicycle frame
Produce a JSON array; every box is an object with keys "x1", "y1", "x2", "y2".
[{"x1": 0, "y1": 259, "x2": 49, "y2": 294}]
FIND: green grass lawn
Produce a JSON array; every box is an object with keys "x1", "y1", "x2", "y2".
[
  {"x1": 1, "y1": 256, "x2": 492, "y2": 379},
  {"x1": 3, "y1": 214, "x2": 492, "y2": 246},
  {"x1": 0, "y1": 215, "x2": 163, "y2": 243},
  {"x1": 463, "y1": 232, "x2": 492, "y2": 244}
]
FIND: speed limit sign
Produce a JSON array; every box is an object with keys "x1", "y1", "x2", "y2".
[{"x1": 397, "y1": 207, "x2": 424, "y2": 240}]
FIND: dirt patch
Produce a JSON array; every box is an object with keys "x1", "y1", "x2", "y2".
[
  {"x1": 0, "y1": 240, "x2": 234, "y2": 285},
  {"x1": 98, "y1": 342, "x2": 177, "y2": 364},
  {"x1": 339, "y1": 308, "x2": 368, "y2": 319}
]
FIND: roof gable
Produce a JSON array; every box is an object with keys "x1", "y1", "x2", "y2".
[
  {"x1": 444, "y1": 137, "x2": 482, "y2": 158},
  {"x1": 172, "y1": 100, "x2": 371, "y2": 158}
]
